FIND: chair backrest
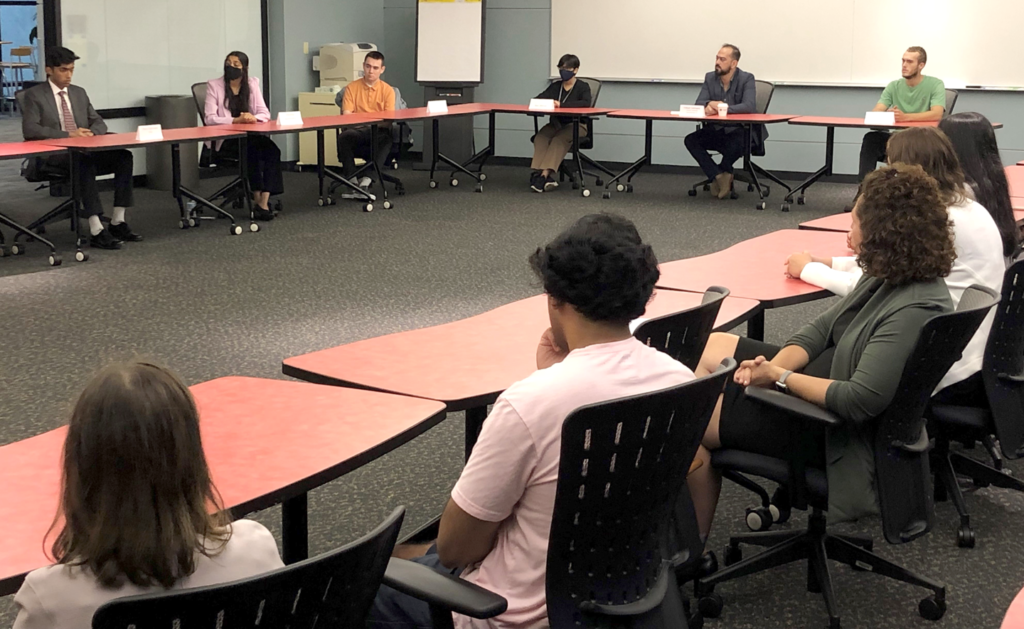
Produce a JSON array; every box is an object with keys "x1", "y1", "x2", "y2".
[
  {"x1": 577, "y1": 77, "x2": 602, "y2": 107},
  {"x1": 981, "y1": 260, "x2": 1024, "y2": 457},
  {"x1": 633, "y1": 287, "x2": 730, "y2": 371},
  {"x1": 944, "y1": 89, "x2": 959, "y2": 116},
  {"x1": 754, "y1": 80, "x2": 774, "y2": 115},
  {"x1": 11, "y1": 46, "x2": 32, "y2": 59},
  {"x1": 873, "y1": 285, "x2": 998, "y2": 545},
  {"x1": 546, "y1": 359, "x2": 737, "y2": 629},
  {"x1": 93, "y1": 508, "x2": 405, "y2": 629},
  {"x1": 191, "y1": 82, "x2": 208, "y2": 126},
  {"x1": 393, "y1": 86, "x2": 408, "y2": 111}
]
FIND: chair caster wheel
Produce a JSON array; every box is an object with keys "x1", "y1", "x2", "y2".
[
  {"x1": 797, "y1": 195, "x2": 806, "y2": 205},
  {"x1": 450, "y1": 178, "x2": 459, "y2": 187},
  {"x1": 318, "y1": 198, "x2": 326, "y2": 206},
  {"x1": 698, "y1": 551, "x2": 719, "y2": 578},
  {"x1": 397, "y1": 187, "x2": 407, "y2": 196},
  {"x1": 729, "y1": 191, "x2": 739, "y2": 200},
  {"x1": 582, "y1": 189, "x2": 591, "y2": 198},
  {"x1": 382, "y1": 200, "x2": 393, "y2": 209},
  {"x1": 571, "y1": 182, "x2": 580, "y2": 190},
  {"x1": 781, "y1": 203, "x2": 791, "y2": 212},
  {"x1": 429, "y1": 180, "x2": 438, "y2": 189},
  {"x1": 688, "y1": 189, "x2": 697, "y2": 197},
  {"x1": 702, "y1": 184, "x2": 710, "y2": 191},
  {"x1": 602, "y1": 191, "x2": 611, "y2": 199},
  {"x1": 595, "y1": 178, "x2": 604, "y2": 186},
  {"x1": 478, "y1": 173, "x2": 487, "y2": 181},
  {"x1": 919, "y1": 595, "x2": 946, "y2": 621},
  {"x1": 249, "y1": 222, "x2": 260, "y2": 233},
  {"x1": 74, "y1": 250, "x2": 88, "y2": 262},
  {"x1": 179, "y1": 219, "x2": 189, "y2": 230},
  {"x1": 697, "y1": 592, "x2": 723, "y2": 619},
  {"x1": 747, "y1": 183, "x2": 754, "y2": 192},
  {"x1": 626, "y1": 184, "x2": 634, "y2": 193},
  {"x1": 475, "y1": 184, "x2": 484, "y2": 193},
  {"x1": 756, "y1": 202, "x2": 766, "y2": 210},
  {"x1": 724, "y1": 543, "x2": 743, "y2": 566},
  {"x1": 769, "y1": 490, "x2": 791, "y2": 524},
  {"x1": 363, "y1": 203, "x2": 374, "y2": 212},
  {"x1": 763, "y1": 186, "x2": 770, "y2": 197},
  {"x1": 745, "y1": 507, "x2": 773, "y2": 532},
  {"x1": 616, "y1": 183, "x2": 625, "y2": 192},
  {"x1": 48, "y1": 253, "x2": 61, "y2": 266},
  {"x1": 10, "y1": 243, "x2": 24, "y2": 255},
  {"x1": 231, "y1": 225, "x2": 243, "y2": 235},
  {"x1": 0, "y1": 246, "x2": 6, "y2": 257},
  {"x1": 957, "y1": 525, "x2": 975, "y2": 548}
]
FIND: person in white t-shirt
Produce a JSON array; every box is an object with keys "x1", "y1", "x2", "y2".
[
  {"x1": 784, "y1": 127, "x2": 1005, "y2": 400},
  {"x1": 12, "y1": 362, "x2": 284, "y2": 629},
  {"x1": 369, "y1": 214, "x2": 695, "y2": 629}
]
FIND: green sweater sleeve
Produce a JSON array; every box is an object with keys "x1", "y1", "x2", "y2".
[
  {"x1": 824, "y1": 303, "x2": 943, "y2": 423},
  {"x1": 787, "y1": 295, "x2": 844, "y2": 361}
]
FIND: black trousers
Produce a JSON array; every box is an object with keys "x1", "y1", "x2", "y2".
[
  {"x1": 41, "y1": 149, "x2": 133, "y2": 217},
  {"x1": 246, "y1": 134, "x2": 284, "y2": 195},
  {"x1": 684, "y1": 125, "x2": 746, "y2": 181},
  {"x1": 337, "y1": 126, "x2": 393, "y2": 179},
  {"x1": 858, "y1": 131, "x2": 890, "y2": 180}
]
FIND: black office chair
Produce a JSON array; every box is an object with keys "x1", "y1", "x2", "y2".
[
  {"x1": 927, "y1": 260, "x2": 1024, "y2": 548},
  {"x1": 944, "y1": 89, "x2": 959, "y2": 116},
  {"x1": 633, "y1": 286, "x2": 730, "y2": 371},
  {"x1": 328, "y1": 84, "x2": 407, "y2": 200},
  {"x1": 689, "y1": 80, "x2": 787, "y2": 207},
  {"x1": 189, "y1": 81, "x2": 247, "y2": 225},
  {"x1": 93, "y1": 507, "x2": 406, "y2": 629},
  {"x1": 696, "y1": 286, "x2": 999, "y2": 628},
  {"x1": 546, "y1": 358, "x2": 736, "y2": 629}
]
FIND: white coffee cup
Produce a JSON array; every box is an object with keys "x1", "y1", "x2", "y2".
[{"x1": 717, "y1": 103, "x2": 729, "y2": 117}]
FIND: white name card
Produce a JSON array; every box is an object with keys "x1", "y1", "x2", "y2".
[
  {"x1": 672, "y1": 105, "x2": 705, "y2": 118},
  {"x1": 864, "y1": 111, "x2": 896, "y2": 125},
  {"x1": 427, "y1": 100, "x2": 449, "y2": 115},
  {"x1": 277, "y1": 111, "x2": 303, "y2": 126},
  {"x1": 135, "y1": 124, "x2": 163, "y2": 142},
  {"x1": 529, "y1": 98, "x2": 557, "y2": 111}
]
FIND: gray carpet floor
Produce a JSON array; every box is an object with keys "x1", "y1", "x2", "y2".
[{"x1": 0, "y1": 125, "x2": 1021, "y2": 628}]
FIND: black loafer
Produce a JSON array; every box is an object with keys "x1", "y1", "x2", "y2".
[
  {"x1": 109, "y1": 222, "x2": 143, "y2": 242},
  {"x1": 253, "y1": 207, "x2": 275, "y2": 221},
  {"x1": 89, "y1": 228, "x2": 122, "y2": 250}
]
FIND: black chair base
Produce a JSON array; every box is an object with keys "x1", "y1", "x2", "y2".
[
  {"x1": 328, "y1": 161, "x2": 405, "y2": 198},
  {"x1": 696, "y1": 510, "x2": 946, "y2": 628},
  {"x1": 557, "y1": 152, "x2": 616, "y2": 191}
]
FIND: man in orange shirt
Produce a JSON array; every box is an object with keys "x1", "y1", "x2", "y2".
[{"x1": 335, "y1": 51, "x2": 395, "y2": 191}]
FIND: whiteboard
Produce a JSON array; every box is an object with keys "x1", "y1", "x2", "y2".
[
  {"x1": 61, "y1": 0, "x2": 263, "y2": 109},
  {"x1": 416, "y1": 0, "x2": 484, "y2": 84},
  {"x1": 551, "y1": 0, "x2": 1024, "y2": 88}
]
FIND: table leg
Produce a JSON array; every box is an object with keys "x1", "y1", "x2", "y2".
[
  {"x1": 174, "y1": 141, "x2": 240, "y2": 227},
  {"x1": 456, "y1": 111, "x2": 495, "y2": 181},
  {"x1": 317, "y1": 129, "x2": 327, "y2": 204},
  {"x1": 603, "y1": 118, "x2": 652, "y2": 194},
  {"x1": 572, "y1": 117, "x2": 589, "y2": 197},
  {"x1": 747, "y1": 310, "x2": 765, "y2": 342},
  {"x1": 282, "y1": 493, "x2": 309, "y2": 564},
  {"x1": 431, "y1": 115, "x2": 485, "y2": 189},
  {"x1": 319, "y1": 129, "x2": 375, "y2": 205},
  {"x1": 238, "y1": 135, "x2": 255, "y2": 231},
  {"x1": 369, "y1": 125, "x2": 390, "y2": 208},
  {"x1": 784, "y1": 126, "x2": 835, "y2": 207},
  {"x1": 464, "y1": 406, "x2": 488, "y2": 461},
  {"x1": 69, "y1": 150, "x2": 86, "y2": 258}
]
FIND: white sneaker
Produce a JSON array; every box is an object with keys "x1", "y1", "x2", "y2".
[
  {"x1": 358, "y1": 177, "x2": 372, "y2": 189},
  {"x1": 341, "y1": 191, "x2": 363, "y2": 200}
]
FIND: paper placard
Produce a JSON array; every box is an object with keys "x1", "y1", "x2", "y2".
[
  {"x1": 427, "y1": 100, "x2": 449, "y2": 115},
  {"x1": 529, "y1": 98, "x2": 557, "y2": 111},
  {"x1": 135, "y1": 124, "x2": 163, "y2": 142},
  {"x1": 277, "y1": 111, "x2": 303, "y2": 126},
  {"x1": 864, "y1": 111, "x2": 896, "y2": 126},
  {"x1": 672, "y1": 104, "x2": 705, "y2": 118}
]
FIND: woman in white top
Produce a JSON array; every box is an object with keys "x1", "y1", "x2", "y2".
[
  {"x1": 12, "y1": 361, "x2": 284, "y2": 629},
  {"x1": 784, "y1": 126, "x2": 1005, "y2": 399}
]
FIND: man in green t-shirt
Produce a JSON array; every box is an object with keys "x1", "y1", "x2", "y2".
[{"x1": 859, "y1": 46, "x2": 946, "y2": 180}]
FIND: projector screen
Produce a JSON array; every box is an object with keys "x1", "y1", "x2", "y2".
[
  {"x1": 417, "y1": 0, "x2": 484, "y2": 84},
  {"x1": 61, "y1": 0, "x2": 263, "y2": 110},
  {"x1": 551, "y1": 0, "x2": 1024, "y2": 88}
]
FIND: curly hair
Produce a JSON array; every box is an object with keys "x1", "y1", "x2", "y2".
[
  {"x1": 856, "y1": 164, "x2": 956, "y2": 286},
  {"x1": 529, "y1": 213, "x2": 660, "y2": 324},
  {"x1": 885, "y1": 127, "x2": 967, "y2": 207}
]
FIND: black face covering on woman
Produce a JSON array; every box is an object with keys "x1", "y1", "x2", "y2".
[{"x1": 224, "y1": 65, "x2": 243, "y2": 81}]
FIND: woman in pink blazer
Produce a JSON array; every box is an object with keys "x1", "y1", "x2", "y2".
[{"x1": 205, "y1": 51, "x2": 281, "y2": 221}]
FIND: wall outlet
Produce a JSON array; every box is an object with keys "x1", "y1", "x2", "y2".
[{"x1": 303, "y1": 42, "x2": 309, "y2": 54}]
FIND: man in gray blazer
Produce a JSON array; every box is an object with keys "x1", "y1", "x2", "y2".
[{"x1": 22, "y1": 46, "x2": 141, "y2": 249}]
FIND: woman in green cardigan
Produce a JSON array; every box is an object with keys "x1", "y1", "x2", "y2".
[{"x1": 689, "y1": 163, "x2": 957, "y2": 538}]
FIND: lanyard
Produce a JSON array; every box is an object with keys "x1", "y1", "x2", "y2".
[{"x1": 559, "y1": 83, "x2": 573, "y2": 104}]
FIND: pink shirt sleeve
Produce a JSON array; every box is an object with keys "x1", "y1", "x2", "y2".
[
  {"x1": 204, "y1": 79, "x2": 234, "y2": 126},
  {"x1": 451, "y1": 398, "x2": 538, "y2": 522},
  {"x1": 249, "y1": 78, "x2": 271, "y2": 122}
]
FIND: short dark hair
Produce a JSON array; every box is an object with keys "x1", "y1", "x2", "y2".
[
  {"x1": 529, "y1": 213, "x2": 660, "y2": 325},
  {"x1": 365, "y1": 51, "x2": 385, "y2": 65},
  {"x1": 906, "y1": 46, "x2": 927, "y2": 64},
  {"x1": 558, "y1": 54, "x2": 580, "y2": 70},
  {"x1": 722, "y1": 44, "x2": 740, "y2": 61},
  {"x1": 46, "y1": 46, "x2": 79, "y2": 69}
]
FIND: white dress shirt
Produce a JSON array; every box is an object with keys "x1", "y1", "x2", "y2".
[{"x1": 49, "y1": 79, "x2": 75, "y2": 132}]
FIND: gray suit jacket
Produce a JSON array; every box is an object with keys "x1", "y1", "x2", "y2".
[{"x1": 21, "y1": 82, "x2": 107, "y2": 140}]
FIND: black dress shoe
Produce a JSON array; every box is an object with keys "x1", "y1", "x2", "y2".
[
  {"x1": 252, "y1": 207, "x2": 275, "y2": 221},
  {"x1": 89, "y1": 228, "x2": 122, "y2": 250},
  {"x1": 109, "y1": 222, "x2": 143, "y2": 242}
]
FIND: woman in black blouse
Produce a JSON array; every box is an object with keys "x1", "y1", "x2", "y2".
[{"x1": 530, "y1": 54, "x2": 592, "y2": 193}]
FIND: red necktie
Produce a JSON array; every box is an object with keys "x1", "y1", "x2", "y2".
[{"x1": 59, "y1": 91, "x2": 78, "y2": 132}]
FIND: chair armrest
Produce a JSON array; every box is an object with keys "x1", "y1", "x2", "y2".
[
  {"x1": 998, "y1": 371, "x2": 1024, "y2": 383},
  {"x1": 744, "y1": 386, "x2": 842, "y2": 427},
  {"x1": 892, "y1": 427, "x2": 930, "y2": 453},
  {"x1": 383, "y1": 558, "x2": 507, "y2": 620},
  {"x1": 579, "y1": 562, "x2": 669, "y2": 617}
]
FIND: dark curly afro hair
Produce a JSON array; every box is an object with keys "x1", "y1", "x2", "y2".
[{"x1": 529, "y1": 213, "x2": 660, "y2": 324}]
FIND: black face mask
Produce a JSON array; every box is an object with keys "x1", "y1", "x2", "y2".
[{"x1": 224, "y1": 65, "x2": 243, "y2": 81}]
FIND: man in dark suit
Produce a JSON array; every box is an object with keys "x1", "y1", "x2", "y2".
[
  {"x1": 684, "y1": 44, "x2": 765, "y2": 200},
  {"x1": 22, "y1": 46, "x2": 141, "y2": 249}
]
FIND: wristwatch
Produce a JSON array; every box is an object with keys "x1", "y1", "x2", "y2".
[{"x1": 775, "y1": 370, "x2": 794, "y2": 393}]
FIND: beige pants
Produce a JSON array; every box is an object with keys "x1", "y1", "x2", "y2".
[{"x1": 531, "y1": 122, "x2": 588, "y2": 171}]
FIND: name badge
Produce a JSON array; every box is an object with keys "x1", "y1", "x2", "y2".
[
  {"x1": 864, "y1": 111, "x2": 896, "y2": 125},
  {"x1": 135, "y1": 124, "x2": 164, "y2": 142},
  {"x1": 426, "y1": 100, "x2": 449, "y2": 115},
  {"x1": 672, "y1": 105, "x2": 705, "y2": 118},
  {"x1": 529, "y1": 98, "x2": 557, "y2": 111},
  {"x1": 277, "y1": 111, "x2": 303, "y2": 126}
]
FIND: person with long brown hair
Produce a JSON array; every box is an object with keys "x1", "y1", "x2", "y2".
[
  {"x1": 690, "y1": 164, "x2": 957, "y2": 537},
  {"x1": 12, "y1": 361, "x2": 283, "y2": 629}
]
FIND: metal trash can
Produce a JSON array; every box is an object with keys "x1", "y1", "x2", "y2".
[{"x1": 145, "y1": 95, "x2": 198, "y2": 191}]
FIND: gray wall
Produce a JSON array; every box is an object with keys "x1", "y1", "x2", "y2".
[{"x1": 270, "y1": 0, "x2": 1024, "y2": 171}]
